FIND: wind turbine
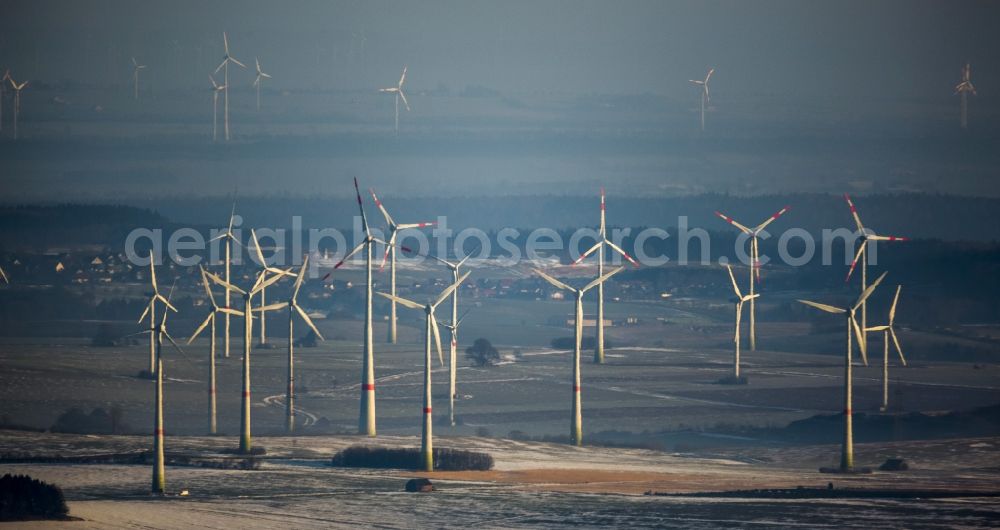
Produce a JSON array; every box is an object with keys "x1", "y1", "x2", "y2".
[
  {"x1": 334, "y1": 178, "x2": 388, "y2": 436},
  {"x1": 379, "y1": 66, "x2": 409, "y2": 134},
  {"x1": 209, "y1": 75, "x2": 226, "y2": 142},
  {"x1": 954, "y1": 62, "x2": 977, "y2": 129},
  {"x1": 131, "y1": 57, "x2": 147, "y2": 101},
  {"x1": 8, "y1": 76, "x2": 28, "y2": 140},
  {"x1": 370, "y1": 187, "x2": 436, "y2": 344},
  {"x1": 132, "y1": 282, "x2": 183, "y2": 494},
  {"x1": 253, "y1": 57, "x2": 271, "y2": 111},
  {"x1": 688, "y1": 67, "x2": 714, "y2": 132},
  {"x1": 865, "y1": 285, "x2": 906, "y2": 412},
  {"x1": 214, "y1": 32, "x2": 246, "y2": 141},
  {"x1": 188, "y1": 268, "x2": 241, "y2": 435},
  {"x1": 209, "y1": 202, "x2": 241, "y2": 358},
  {"x1": 378, "y1": 271, "x2": 470, "y2": 471},
  {"x1": 250, "y1": 229, "x2": 297, "y2": 346},
  {"x1": 799, "y1": 270, "x2": 887, "y2": 472},
  {"x1": 137, "y1": 250, "x2": 178, "y2": 376},
  {"x1": 438, "y1": 307, "x2": 473, "y2": 427},
  {"x1": 573, "y1": 188, "x2": 640, "y2": 363},
  {"x1": 714, "y1": 206, "x2": 791, "y2": 351},
  {"x1": 535, "y1": 266, "x2": 624, "y2": 446},
  {"x1": 724, "y1": 264, "x2": 759, "y2": 382},
  {"x1": 427, "y1": 249, "x2": 477, "y2": 426},
  {"x1": 255, "y1": 257, "x2": 324, "y2": 433},
  {"x1": 844, "y1": 194, "x2": 906, "y2": 353},
  {"x1": 204, "y1": 265, "x2": 286, "y2": 453}
]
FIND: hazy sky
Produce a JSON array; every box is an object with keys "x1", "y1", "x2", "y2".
[{"x1": 2, "y1": 0, "x2": 996, "y2": 100}]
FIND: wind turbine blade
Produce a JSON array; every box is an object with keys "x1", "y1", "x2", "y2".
[
  {"x1": 204, "y1": 269, "x2": 247, "y2": 295},
  {"x1": 844, "y1": 194, "x2": 865, "y2": 232},
  {"x1": 369, "y1": 188, "x2": 396, "y2": 227},
  {"x1": 335, "y1": 242, "x2": 367, "y2": 269},
  {"x1": 868, "y1": 235, "x2": 908, "y2": 242},
  {"x1": 432, "y1": 316, "x2": 444, "y2": 366},
  {"x1": 889, "y1": 285, "x2": 901, "y2": 324},
  {"x1": 156, "y1": 295, "x2": 179, "y2": 313},
  {"x1": 534, "y1": 269, "x2": 573, "y2": 292},
  {"x1": 396, "y1": 222, "x2": 436, "y2": 230},
  {"x1": 866, "y1": 325, "x2": 890, "y2": 332},
  {"x1": 230, "y1": 57, "x2": 247, "y2": 69},
  {"x1": 376, "y1": 291, "x2": 424, "y2": 310},
  {"x1": 218, "y1": 307, "x2": 245, "y2": 317},
  {"x1": 890, "y1": 328, "x2": 906, "y2": 366},
  {"x1": 753, "y1": 206, "x2": 792, "y2": 233},
  {"x1": 148, "y1": 251, "x2": 159, "y2": 292},
  {"x1": 705, "y1": 68, "x2": 715, "y2": 83},
  {"x1": 294, "y1": 303, "x2": 324, "y2": 340},
  {"x1": 215, "y1": 60, "x2": 227, "y2": 74},
  {"x1": 852, "y1": 315, "x2": 868, "y2": 365},
  {"x1": 605, "y1": 240, "x2": 639, "y2": 267},
  {"x1": 583, "y1": 266, "x2": 624, "y2": 293},
  {"x1": 398, "y1": 90, "x2": 410, "y2": 111},
  {"x1": 223, "y1": 32, "x2": 229, "y2": 54},
  {"x1": 253, "y1": 76, "x2": 260, "y2": 87},
  {"x1": 798, "y1": 300, "x2": 846, "y2": 314},
  {"x1": 427, "y1": 254, "x2": 456, "y2": 269},
  {"x1": 726, "y1": 264, "x2": 742, "y2": 298},
  {"x1": 572, "y1": 241, "x2": 603, "y2": 265},
  {"x1": 188, "y1": 314, "x2": 214, "y2": 344},
  {"x1": 714, "y1": 211, "x2": 752, "y2": 234},
  {"x1": 845, "y1": 242, "x2": 866, "y2": 282},
  {"x1": 209, "y1": 75, "x2": 219, "y2": 89},
  {"x1": 250, "y1": 229, "x2": 268, "y2": 266},
  {"x1": 399, "y1": 65, "x2": 407, "y2": 87},
  {"x1": 456, "y1": 244, "x2": 479, "y2": 268},
  {"x1": 379, "y1": 233, "x2": 395, "y2": 271},
  {"x1": 292, "y1": 257, "x2": 309, "y2": 299},
  {"x1": 853, "y1": 271, "x2": 888, "y2": 311},
  {"x1": 353, "y1": 177, "x2": 370, "y2": 235},
  {"x1": 137, "y1": 300, "x2": 152, "y2": 324},
  {"x1": 253, "y1": 269, "x2": 289, "y2": 294},
  {"x1": 434, "y1": 271, "x2": 471, "y2": 308},
  {"x1": 255, "y1": 302, "x2": 289, "y2": 312}
]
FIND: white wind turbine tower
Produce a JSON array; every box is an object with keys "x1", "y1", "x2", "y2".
[
  {"x1": 535, "y1": 267, "x2": 624, "y2": 446},
  {"x1": 255, "y1": 257, "x2": 324, "y2": 433},
  {"x1": 370, "y1": 187, "x2": 437, "y2": 344},
  {"x1": 573, "y1": 188, "x2": 639, "y2": 364},
  {"x1": 428, "y1": 249, "x2": 478, "y2": 426},
  {"x1": 214, "y1": 32, "x2": 246, "y2": 141},
  {"x1": 8, "y1": 76, "x2": 28, "y2": 140},
  {"x1": 865, "y1": 285, "x2": 906, "y2": 412},
  {"x1": 253, "y1": 57, "x2": 271, "y2": 111},
  {"x1": 131, "y1": 57, "x2": 147, "y2": 100},
  {"x1": 714, "y1": 206, "x2": 791, "y2": 351},
  {"x1": 209, "y1": 75, "x2": 226, "y2": 142},
  {"x1": 188, "y1": 268, "x2": 241, "y2": 435},
  {"x1": 204, "y1": 266, "x2": 286, "y2": 453},
  {"x1": 799, "y1": 271, "x2": 887, "y2": 472},
  {"x1": 954, "y1": 62, "x2": 977, "y2": 129},
  {"x1": 844, "y1": 194, "x2": 906, "y2": 353},
  {"x1": 334, "y1": 177, "x2": 388, "y2": 436},
  {"x1": 379, "y1": 66, "x2": 409, "y2": 134},
  {"x1": 137, "y1": 251, "x2": 178, "y2": 376},
  {"x1": 688, "y1": 67, "x2": 714, "y2": 132},
  {"x1": 378, "y1": 271, "x2": 470, "y2": 471},
  {"x1": 209, "y1": 202, "x2": 241, "y2": 358},
  {"x1": 724, "y1": 264, "x2": 759, "y2": 382}
]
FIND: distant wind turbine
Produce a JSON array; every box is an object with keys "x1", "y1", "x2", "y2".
[
  {"x1": 378, "y1": 271, "x2": 470, "y2": 471},
  {"x1": 428, "y1": 249, "x2": 477, "y2": 426},
  {"x1": 131, "y1": 57, "x2": 147, "y2": 101},
  {"x1": 253, "y1": 57, "x2": 271, "y2": 111},
  {"x1": 8, "y1": 76, "x2": 28, "y2": 140},
  {"x1": 370, "y1": 187, "x2": 436, "y2": 344},
  {"x1": 250, "y1": 229, "x2": 297, "y2": 346},
  {"x1": 214, "y1": 32, "x2": 246, "y2": 141},
  {"x1": 714, "y1": 206, "x2": 791, "y2": 351},
  {"x1": 379, "y1": 66, "x2": 409, "y2": 134},
  {"x1": 799, "y1": 271, "x2": 887, "y2": 472},
  {"x1": 0, "y1": 70, "x2": 10, "y2": 133},
  {"x1": 188, "y1": 267, "x2": 241, "y2": 435},
  {"x1": 573, "y1": 188, "x2": 640, "y2": 364},
  {"x1": 954, "y1": 62, "x2": 977, "y2": 129},
  {"x1": 843, "y1": 194, "x2": 906, "y2": 353},
  {"x1": 209, "y1": 75, "x2": 226, "y2": 142},
  {"x1": 688, "y1": 67, "x2": 714, "y2": 132},
  {"x1": 137, "y1": 251, "x2": 178, "y2": 376},
  {"x1": 535, "y1": 266, "x2": 624, "y2": 446},
  {"x1": 724, "y1": 264, "x2": 758, "y2": 382},
  {"x1": 208, "y1": 202, "x2": 241, "y2": 358},
  {"x1": 865, "y1": 285, "x2": 906, "y2": 412}
]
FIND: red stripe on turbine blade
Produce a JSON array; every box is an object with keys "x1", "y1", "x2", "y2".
[
  {"x1": 363, "y1": 384, "x2": 375, "y2": 391},
  {"x1": 334, "y1": 261, "x2": 346, "y2": 269},
  {"x1": 423, "y1": 407, "x2": 432, "y2": 414},
  {"x1": 321, "y1": 273, "x2": 331, "y2": 281}
]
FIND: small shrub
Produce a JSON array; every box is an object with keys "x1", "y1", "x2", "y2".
[
  {"x1": 0, "y1": 474, "x2": 69, "y2": 521},
  {"x1": 465, "y1": 338, "x2": 500, "y2": 367},
  {"x1": 475, "y1": 427, "x2": 492, "y2": 438},
  {"x1": 51, "y1": 407, "x2": 130, "y2": 435},
  {"x1": 331, "y1": 446, "x2": 493, "y2": 471}
]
